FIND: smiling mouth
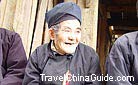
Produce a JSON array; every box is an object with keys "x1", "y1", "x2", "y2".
[{"x1": 65, "y1": 42, "x2": 75, "y2": 45}]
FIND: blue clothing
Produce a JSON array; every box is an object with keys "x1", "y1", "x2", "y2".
[
  {"x1": 0, "y1": 28, "x2": 27, "y2": 85},
  {"x1": 23, "y1": 42, "x2": 102, "y2": 85},
  {"x1": 106, "y1": 31, "x2": 138, "y2": 85}
]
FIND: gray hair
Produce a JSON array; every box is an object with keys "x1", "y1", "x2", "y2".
[{"x1": 50, "y1": 24, "x2": 61, "y2": 32}]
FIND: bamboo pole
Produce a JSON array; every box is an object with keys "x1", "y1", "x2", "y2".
[
  {"x1": 13, "y1": 0, "x2": 38, "y2": 57},
  {"x1": 31, "y1": 0, "x2": 50, "y2": 54},
  {"x1": 0, "y1": 0, "x2": 16, "y2": 30},
  {"x1": 0, "y1": 0, "x2": 6, "y2": 27},
  {"x1": 43, "y1": 0, "x2": 53, "y2": 44}
]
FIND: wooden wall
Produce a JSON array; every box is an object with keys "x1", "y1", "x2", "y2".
[{"x1": 0, "y1": 0, "x2": 99, "y2": 58}]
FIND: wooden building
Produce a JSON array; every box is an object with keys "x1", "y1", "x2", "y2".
[
  {"x1": 98, "y1": 0, "x2": 138, "y2": 73},
  {"x1": 0, "y1": 0, "x2": 98, "y2": 56}
]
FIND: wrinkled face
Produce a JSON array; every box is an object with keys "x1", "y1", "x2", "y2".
[{"x1": 49, "y1": 19, "x2": 81, "y2": 55}]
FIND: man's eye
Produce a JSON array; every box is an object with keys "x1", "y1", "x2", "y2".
[
  {"x1": 76, "y1": 30, "x2": 81, "y2": 33},
  {"x1": 63, "y1": 29, "x2": 70, "y2": 32}
]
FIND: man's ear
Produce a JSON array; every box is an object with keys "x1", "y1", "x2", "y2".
[{"x1": 49, "y1": 28, "x2": 55, "y2": 40}]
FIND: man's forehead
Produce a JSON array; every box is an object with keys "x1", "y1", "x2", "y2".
[
  {"x1": 59, "y1": 21, "x2": 81, "y2": 30},
  {"x1": 59, "y1": 26, "x2": 81, "y2": 32}
]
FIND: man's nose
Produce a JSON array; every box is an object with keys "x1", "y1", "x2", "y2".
[{"x1": 68, "y1": 32, "x2": 76, "y2": 40}]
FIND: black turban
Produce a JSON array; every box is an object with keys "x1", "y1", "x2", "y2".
[{"x1": 46, "y1": 2, "x2": 81, "y2": 28}]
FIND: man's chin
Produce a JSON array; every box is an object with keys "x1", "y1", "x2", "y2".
[{"x1": 64, "y1": 49, "x2": 76, "y2": 54}]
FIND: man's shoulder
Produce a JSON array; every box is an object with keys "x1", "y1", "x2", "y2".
[
  {"x1": 35, "y1": 43, "x2": 49, "y2": 52},
  {"x1": 77, "y1": 43, "x2": 99, "y2": 63},
  {"x1": 115, "y1": 31, "x2": 138, "y2": 45},
  {"x1": 0, "y1": 28, "x2": 16, "y2": 36},
  {"x1": 124, "y1": 31, "x2": 138, "y2": 36},
  {"x1": 124, "y1": 31, "x2": 138, "y2": 40},
  {"x1": 78, "y1": 43, "x2": 97, "y2": 55},
  {"x1": 0, "y1": 28, "x2": 19, "y2": 40},
  {"x1": 78, "y1": 43, "x2": 95, "y2": 50},
  {"x1": 31, "y1": 43, "x2": 49, "y2": 61}
]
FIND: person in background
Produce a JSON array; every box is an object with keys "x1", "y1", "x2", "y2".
[
  {"x1": 106, "y1": 31, "x2": 138, "y2": 85},
  {"x1": 0, "y1": 28, "x2": 27, "y2": 85},
  {"x1": 23, "y1": 2, "x2": 101, "y2": 85}
]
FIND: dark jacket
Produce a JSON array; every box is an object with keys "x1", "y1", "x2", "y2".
[
  {"x1": 0, "y1": 28, "x2": 27, "y2": 85},
  {"x1": 106, "y1": 31, "x2": 138, "y2": 85},
  {"x1": 23, "y1": 42, "x2": 102, "y2": 85}
]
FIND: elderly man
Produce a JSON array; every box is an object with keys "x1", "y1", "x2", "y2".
[
  {"x1": 106, "y1": 31, "x2": 138, "y2": 85},
  {"x1": 23, "y1": 2, "x2": 101, "y2": 85},
  {"x1": 0, "y1": 28, "x2": 27, "y2": 85}
]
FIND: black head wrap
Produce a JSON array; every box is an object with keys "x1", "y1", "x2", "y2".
[{"x1": 46, "y1": 2, "x2": 81, "y2": 28}]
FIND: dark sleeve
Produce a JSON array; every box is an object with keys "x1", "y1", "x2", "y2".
[
  {"x1": 23, "y1": 49, "x2": 40, "y2": 85},
  {"x1": 85, "y1": 49, "x2": 102, "y2": 85},
  {"x1": 106, "y1": 39, "x2": 132, "y2": 85},
  {"x1": 1, "y1": 33, "x2": 27, "y2": 85}
]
